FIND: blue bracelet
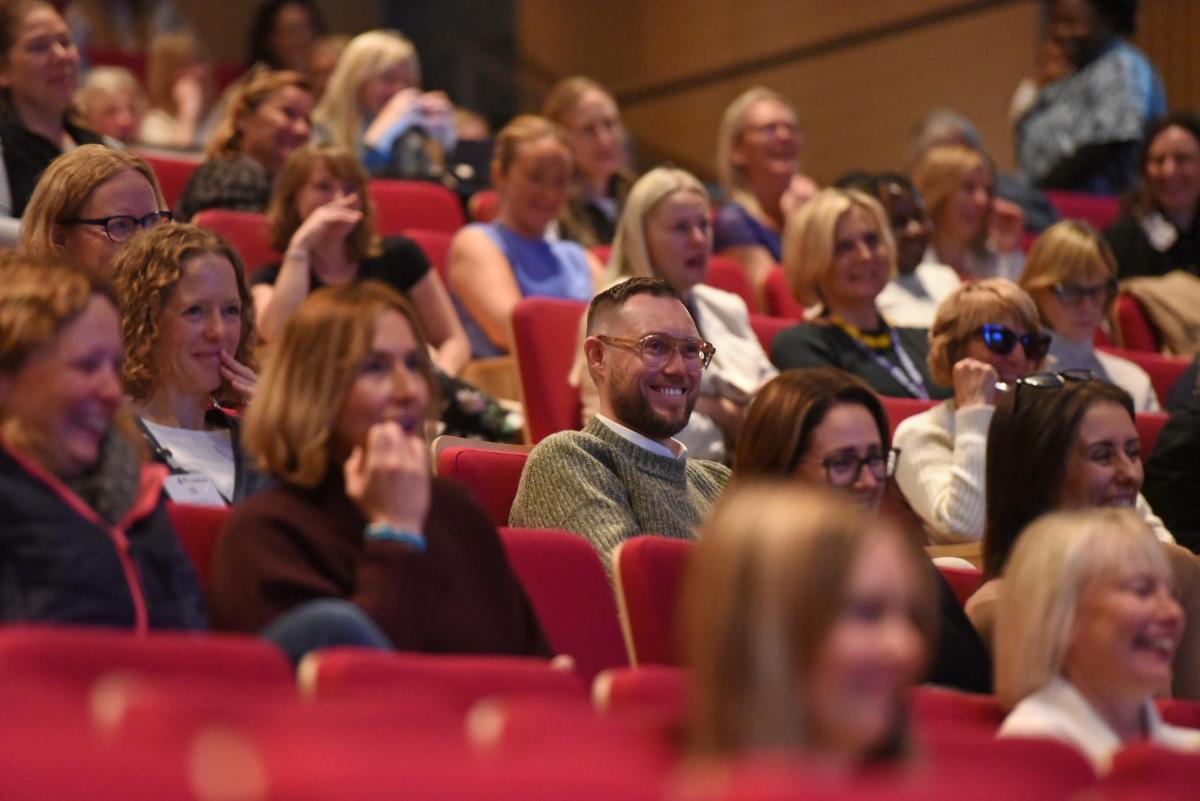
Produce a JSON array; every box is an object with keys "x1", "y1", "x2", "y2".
[{"x1": 364, "y1": 522, "x2": 426, "y2": 552}]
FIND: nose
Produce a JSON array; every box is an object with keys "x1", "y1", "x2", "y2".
[
  {"x1": 1114, "y1": 448, "x2": 1143, "y2": 485},
  {"x1": 877, "y1": 614, "x2": 923, "y2": 673},
  {"x1": 852, "y1": 460, "x2": 882, "y2": 495},
  {"x1": 96, "y1": 362, "x2": 123, "y2": 405},
  {"x1": 390, "y1": 363, "x2": 417, "y2": 401}
]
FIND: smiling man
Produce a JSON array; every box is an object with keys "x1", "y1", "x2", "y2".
[{"x1": 509, "y1": 277, "x2": 730, "y2": 565}]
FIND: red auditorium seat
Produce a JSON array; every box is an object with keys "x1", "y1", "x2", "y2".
[
  {"x1": 0, "y1": 625, "x2": 292, "y2": 692},
  {"x1": 611, "y1": 535, "x2": 693, "y2": 666},
  {"x1": 403, "y1": 227, "x2": 454, "y2": 279},
  {"x1": 1157, "y1": 697, "x2": 1200, "y2": 729},
  {"x1": 937, "y1": 564, "x2": 983, "y2": 607},
  {"x1": 166, "y1": 502, "x2": 229, "y2": 593},
  {"x1": 511, "y1": 296, "x2": 588, "y2": 442},
  {"x1": 499, "y1": 527, "x2": 629, "y2": 682},
  {"x1": 748, "y1": 313, "x2": 795, "y2": 358},
  {"x1": 881, "y1": 396, "x2": 937, "y2": 435},
  {"x1": 469, "y1": 188, "x2": 499, "y2": 222},
  {"x1": 1114, "y1": 293, "x2": 1162, "y2": 352},
  {"x1": 191, "y1": 208, "x2": 279, "y2": 273},
  {"x1": 1136, "y1": 411, "x2": 1168, "y2": 455},
  {"x1": 136, "y1": 150, "x2": 201, "y2": 210},
  {"x1": 1044, "y1": 189, "x2": 1121, "y2": 232},
  {"x1": 433, "y1": 436, "x2": 530, "y2": 527},
  {"x1": 764, "y1": 264, "x2": 805, "y2": 319},
  {"x1": 704, "y1": 255, "x2": 757, "y2": 311},
  {"x1": 1099, "y1": 346, "x2": 1190, "y2": 407},
  {"x1": 1105, "y1": 742, "x2": 1200, "y2": 800},
  {"x1": 910, "y1": 685, "x2": 1005, "y2": 737},
  {"x1": 592, "y1": 664, "x2": 688, "y2": 719},
  {"x1": 297, "y1": 649, "x2": 585, "y2": 708},
  {"x1": 369, "y1": 179, "x2": 465, "y2": 234}
]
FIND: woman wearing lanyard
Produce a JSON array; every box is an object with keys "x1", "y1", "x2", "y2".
[{"x1": 772, "y1": 188, "x2": 950, "y2": 400}]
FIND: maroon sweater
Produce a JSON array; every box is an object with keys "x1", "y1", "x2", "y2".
[{"x1": 210, "y1": 474, "x2": 550, "y2": 657}]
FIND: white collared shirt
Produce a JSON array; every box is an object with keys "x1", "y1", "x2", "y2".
[{"x1": 595, "y1": 414, "x2": 688, "y2": 461}]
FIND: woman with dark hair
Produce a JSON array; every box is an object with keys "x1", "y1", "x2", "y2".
[
  {"x1": 0, "y1": 0, "x2": 103, "y2": 237},
  {"x1": 246, "y1": 0, "x2": 325, "y2": 75},
  {"x1": 1016, "y1": 0, "x2": 1164, "y2": 194},
  {"x1": 1104, "y1": 112, "x2": 1200, "y2": 279},
  {"x1": 734, "y1": 367, "x2": 993, "y2": 693},
  {"x1": 967, "y1": 374, "x2": 1200, "y2": 698}
]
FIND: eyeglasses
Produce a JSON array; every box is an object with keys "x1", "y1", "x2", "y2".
[
  {"x1": 813, "y1": 447, "x2": 900, "y2": 488},
  {"x1": 1013, "y1": 369, "x2": 1094, "y2": 413},
  {"x1": 60, "y1": 211, "x2": 174, "y2": 243},
  {"x1": 595, "y1": 333, "x2": 716, "y2": 370},
  {"x1": 1051, "y1": 279, "x2": 1117, "y2": 308},
  {"x1": 978, "y1": 323, "x2": 1052, "y2": 362}
]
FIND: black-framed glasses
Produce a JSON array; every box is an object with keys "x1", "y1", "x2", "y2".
[
  {"x1": 595, "y1": 333, "x2": 716, "y2": 370},
  {"x1": 1013, "y1": 369, "x2": 1094, "y2": 413},
  {"x1": 1051, "y1": 279, "x2": 1118, "y2": 308},
  {"x1": 812, "y1": 447, "x2": 900, "y2": 488},
  {"x1": 60, "y1": 211, "x2": 174, "y2": 243},
  {"x1": 978, "y1": 323, "x2": 1052, "y2": 362}
]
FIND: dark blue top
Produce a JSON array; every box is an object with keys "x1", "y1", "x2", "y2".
[{"x1": 713, "y1": 202, "x2": 782, "y2": 262}]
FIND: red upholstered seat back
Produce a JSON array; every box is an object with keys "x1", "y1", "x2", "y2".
[
  {"x1": 764, "y1": 263, "x2": 806, "y2": 319},
  {"x1": 612, "y1": 535, "x2": 693, "y2": 666},
  {"x1": 435, "y1": 446, "x2": 528, "y2": 527},
  {"x1": 512, "y1": 297, "x2": 588, "y2": 443},
  {"x1": 136, "y1": 151, "x2": 201, "y2": 210},
  {"x1": 192, "y1": 208, "x2": 279, "y2": 273},
  {"x1": 166, "y1": 502, "x2": 229, "y2": 593},
  {"x1": 703, "y1": 255, "x2": 757, "y2": 311},
  {"x1": 369, "y1": 179, "x2": 465, "y2": 234}
]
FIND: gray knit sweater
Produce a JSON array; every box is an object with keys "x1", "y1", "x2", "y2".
[{"x1": 509, "y1": 418, "x2": 730, "y2": 566}]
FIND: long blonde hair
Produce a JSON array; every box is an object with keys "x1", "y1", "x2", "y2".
[
  {"x1": 604, "y1": 167, "x2": 708, "y2": 283},
  {"x1": 716, "y1": 86, "x2": 798, "y2": 220}
]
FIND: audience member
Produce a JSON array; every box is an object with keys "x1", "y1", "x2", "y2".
[
  {"x1": 308, "y1": 33, "x2": 349, "y2": 103},
  {"x1": 510, "y1": 278, "x2": 730, "y2": 564},
  {"x1": 967, "y1": 375, "x2": 1200, "y2": 699},
  {"x1": 139, "y1": 30, "x2": 216, "y2": 151},
  {"x1": 894, "y1": 280, "x2": 1049, "y2": 544},
  {"x1": 995, "y1": 508, "x2": 1199, "y2": 771},
  {"x1": 73, "y1": 66, "x2": 144, "y2": 146},
  {"x1": 0, "y1": 259, "x2": 206, "y2": 630},
  {"x1": 246, "y1": 0, "x2": 325, "y2": 76},
  {"x1": 110, "y1": 224, "x2": 267, "y2": 505},
  {"x1": 683, "y1": 480, "x2": 934, "y2": 762},
  {"x1": 19, "y1": 144, "x2": 171, "y2": 272},
  {"x1": 1019, "y1": 220, "x2": 1160, "y2": 411},
  {"x1": 447, "y1": 114, "x2": 599, "y2": 357},
  {"x1": 575, "y1": 167, "x2": 776, "y2": 462},
  {"x1": 869, "y1": 172, "x2": 962, "y2": 328},
  {"x1": 1105, "y1": 112, "x2": 1200, "y2": 279},
  {"x1": 713, "y1": 86, "x2": 817, "y2": 311},
  {"x1": 0, "y1": 0, "x2": 103, "y2": 236},
  {"x1": 542, "y1": 75, "x2": 634, "y2": 248},
  {"x1": 176, "y1": 69, "x2": 313, "y2": 221},
  {"x1": 913, "y1": 145, "x2": 1024, "y2": 281},
  {"x1": 212, "y1": 281, "x2": 549, "y2": 661},
  {"x1": 1016, "y1": 0, "x2": 1164, "y2": 194},
  {"x1": 1143, "y1": 392, "x2": 1200, "y2": 554},
  {"x1": 772, "y1": 188, "x2": 948, "y2": 400},
  {"x1": 313, "y1": 29, "x2": 455, "y2": 179},
  {"x1": 734, "y1": 367, "x2": 993, "y2": 693}
]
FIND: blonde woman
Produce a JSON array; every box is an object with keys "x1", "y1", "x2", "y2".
[
  {"x1": 684, "y1": 480, "x2": 935, "y2": 762},
  {"x1": 74, "y1": 66, "x2": 144, "y2": 145},
  {"x1": 996, "y1": 508, "x2": 1199, "y2": 772},
  {"x1": 574, "y1": 166, "x2": 776, "y2": 461},
  {"x1": 713, "y1": 86, "x2": 817, "y2": 310},
  {"x1": 772, "y1": 188, "x2": 948, "y2": 400},
  {"x1": 139, "y1": 30, "x2": 216, "y2": 151},
  {"x1": 1020, "y1": 220, "x2": 1160, "y2": 412},
  {"x1": 312, "y1": 29, "x2": 454, "y2": 176},
  {"x1": 913, "y1": 144, "x2": 1024, "y2": 281},
  {"x1": 542, "y1": 75, "x2": 634, "y2": 247}
]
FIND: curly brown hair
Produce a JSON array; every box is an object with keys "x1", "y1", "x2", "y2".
[
  {"x1": 110, "y1": 224, "x2": 256, "y2": 405},
  {"x1": 266, "y1": 143, "x2": 380, "y2": 258}
]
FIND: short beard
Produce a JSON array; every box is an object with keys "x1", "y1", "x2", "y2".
[{"x1": 609, "y1": 385, "x2": 695, "y2": 441}]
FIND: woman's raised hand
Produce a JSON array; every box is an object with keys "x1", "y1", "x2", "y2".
[
  {"x1": 219, "y1": 350, "x2": 257, "y2": 401},
  {"x1": 952, "y1": 357, "x2": 1001, "y2": 408},
  {"x1": 343, "y1": 421, "x2": 431, "y2": 532},
  {"x1": 288, "y1": 193, "x2": 363, "y2": 253}
]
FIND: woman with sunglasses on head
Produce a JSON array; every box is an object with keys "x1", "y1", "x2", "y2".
[
  {"x1": 735, "y1": 366, "x2": 993, "y2": 693},
  {"x1": 1020, "y1": 220, "x2": 1159, "y2": 412},
  {"x1": 773, "y1": 188, "x2": 950, "y2": 401},
  {"x1": 18, "y1": 144, "x2": 173, "y2": 272},
  {"x1": 967, "y1": 372, "x2": 1199, "y2": 698},
  {"x1": 893, "y1": 279, "x2": 1051, "y2": 544}
]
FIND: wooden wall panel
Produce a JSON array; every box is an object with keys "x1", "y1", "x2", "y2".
[
  {"x1": 1135, "y1": 0, "x2": 1200, "y2": 112},
  {"x1": 518, "y1": 1, "x2": 1039, "y2": 184}
]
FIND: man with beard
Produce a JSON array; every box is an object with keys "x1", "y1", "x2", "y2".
[{"x1": 509, "y1": 277, "x2": 730, "y2": 566}]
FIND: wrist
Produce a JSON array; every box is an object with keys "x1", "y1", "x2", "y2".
[
  {"x1": 285, "y1": 245, "x2": 311, "y2": 261},
  {"x1": 364, "y1": 521, "x2": 426, "y2": 551}
]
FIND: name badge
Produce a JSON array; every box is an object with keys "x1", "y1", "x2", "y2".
[{"x1": 163, "y1": 473, "x2": 226, "y2": 507}]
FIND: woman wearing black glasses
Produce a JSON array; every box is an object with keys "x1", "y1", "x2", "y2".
[
  {"x1": 734, "y1": 367, "x2": 992, "y2": 693},
  {"x1": 893, "y1": 279, "x2": 1050, "y2": 544},
  {"x1": 18, "y1": 144, "x2": 172, "y2": 272},
  {"x1": 1019, "y1": 220, "x2": 1160, "y2": 412},
  {"x1": 966, "y1": 372, "x2": 1200, "y2": 698}
]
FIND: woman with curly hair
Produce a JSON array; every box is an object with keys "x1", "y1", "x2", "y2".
[{"x1": 110, "y1": 224, "x2": 266, "y2": 504}]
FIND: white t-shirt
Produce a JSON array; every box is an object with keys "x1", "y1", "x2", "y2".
[{"x1": 142, "y1": 420, "x2": 236, "y2": 502}]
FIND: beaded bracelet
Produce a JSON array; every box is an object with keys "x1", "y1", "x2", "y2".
[{"x1": 364, "y1": 522, "x2": 426, "y2": 552}]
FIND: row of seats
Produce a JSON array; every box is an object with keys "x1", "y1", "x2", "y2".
[{"x1": 2, "y1": 623, "x2": 1197, "y2": 800}]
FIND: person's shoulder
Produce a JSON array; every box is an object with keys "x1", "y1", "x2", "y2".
[
  {"x1": 687, "y1": 457, "x2": 731, "y2": 486},
  {"x1": 529, "y1": 427, "x2": 608, "y2": 460},
  {"x1": 693, "y1": 283, "x2": 749, "y2": 317}
]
